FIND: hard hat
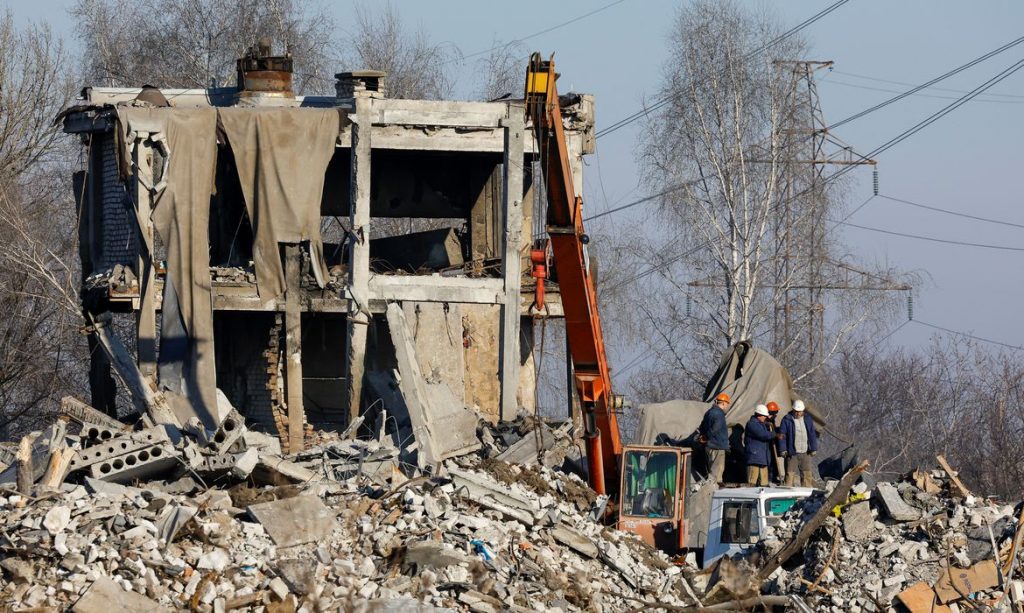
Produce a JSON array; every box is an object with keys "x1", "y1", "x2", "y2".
[
  {"x1": 715, "y1": 392, "x2": 731, "y2": 403},
  {"x1": 766, "y1": 401, "x2": 780, "y2": 414},
  {"x1": 754, "y1": 404, "x2": 770, "y2": 417},
  {"x1": 793, "y1": 400, "x2": 806, "y2": 412}
]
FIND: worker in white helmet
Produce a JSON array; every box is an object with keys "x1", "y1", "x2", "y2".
[
  {"x1": 744, "y1": 404, "x2": 774, "y2": 486},
  {"x1": 779, "y1": 399, "x2": 820, "y2": 487}
]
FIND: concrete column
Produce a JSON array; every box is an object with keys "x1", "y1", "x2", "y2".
[
  {"x1": 284, "y1": 244, "x2": 305, "y2": 452},
  {"x1": 345, "y1": 94, "x2": 373, "y2": 432},
  {"x1": 132, "y1": 138, "x2": 157, "y2": 377},
  {"x1": 499, "y1": 105, "x2": 525, "y2": 422}
]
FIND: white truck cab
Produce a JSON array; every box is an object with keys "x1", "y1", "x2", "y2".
[{"x1": 701, "y1": 486, "x2": 816, "y2": 568}]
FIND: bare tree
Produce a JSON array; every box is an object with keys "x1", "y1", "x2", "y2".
[
  {"x1": 609, "y1": 1, "x2": 905, "y2": 402},
  {"x1": 0, "y1": 12, "x2": 82, "y2": 438},
  {"x1": 342, "y1": 4, "x2": 457, "y2": 100},
  {"x1": 71, "y1": 0, "x2": 337, "y2": 94},
  {"x1": 474, "y1": 40, "x2": 526, "y2": 101}
]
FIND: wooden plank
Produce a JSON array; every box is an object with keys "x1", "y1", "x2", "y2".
[
  {"x1": 284, "y1": 245, "x2": 305, "y2": 453},
  {"x1": 936, "y1": 455, "x2": 971, "y2": 498},
  {"x1": 499, "y1": 107, "x2": 525, "y2": 422},
  {"x1": 15, "y1": 436, "x2": 33, "y2": 496}
]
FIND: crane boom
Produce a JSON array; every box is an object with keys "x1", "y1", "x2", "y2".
[{"x1": 525, "y1": 53, "x2": 622, "y2": 496}]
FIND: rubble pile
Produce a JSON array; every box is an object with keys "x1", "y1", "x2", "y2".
[
  {"x1": 752, "y1": 465, "x2": 1024, "y2": 612},
  {"x1": 0, "y1": 410, "x2": 697, "y2": 612}
]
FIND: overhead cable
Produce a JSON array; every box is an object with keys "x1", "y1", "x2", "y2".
[{"x1": 595, "y1": 0, "x2": 853, "y2": 139}]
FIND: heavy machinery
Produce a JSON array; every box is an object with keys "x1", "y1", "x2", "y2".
[{"x1": 524, "y1": 53, "x2": 812, "y2": 559}]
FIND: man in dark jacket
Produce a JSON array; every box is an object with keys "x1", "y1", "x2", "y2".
[
  {"x1": 745, "y1": 404, "x2": 774, "y2": 486},
  {"x1": 698, "y1": 392, "x2": 730, "y2": 484},
  {"x1": 778, "y1": 400, "x2": 819, "y2": 487}
]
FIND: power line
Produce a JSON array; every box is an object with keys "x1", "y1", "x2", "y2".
[
  {"x1": 594, "y1": 0, "x2": 853, "y2": 139},
  {"x1": 450, "y1": 0, "x2": 630, "y2": 65},
  {"x1": 872, "y1": 319, "x2": 909, "y2": 349},
  {"x1": 831, "y1": 35, "x2": 1024, "y2": 129},
  {"x1": 832, "y1": 69, "x2": 1024, "y2": 99},
  {"x1": 823, "y1": 77, "x2": 1024, "y2": 104},
  {"x1": 878, "y1": 194, "x2": 1024, "y2": 229},
  {"x1": 914, "y1": 319, "x2": 1024, "y2": 352},
  {"x1": 833, "y1": 219, "x2": 1024, "y2": 251},
  {"x1": 862, "y1": 56, "x2": 1024, "y2": 159}
]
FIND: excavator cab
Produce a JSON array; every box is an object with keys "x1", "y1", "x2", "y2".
[{"x1": 617, "y1": 446, "x2": 691, "y2": 552}]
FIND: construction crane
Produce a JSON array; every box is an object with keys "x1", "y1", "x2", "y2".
[{"x1": 524, "y1": 53, "x2": 623, "y2": 497}]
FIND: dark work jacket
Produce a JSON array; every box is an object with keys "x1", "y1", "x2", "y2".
[
  {"x1": 777, "y1": 412, "x2": 820, "y2": 456},
  {"x1": 698, "y1": 406, "x2": 729, "y2": 450},
  {"x1": 744, "y1": 416, "x2": 774, "y2": 467}
]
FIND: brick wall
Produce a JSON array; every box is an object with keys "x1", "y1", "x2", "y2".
[{"x1": 97, "y1": 134, "x2": 138, "y2": 272}]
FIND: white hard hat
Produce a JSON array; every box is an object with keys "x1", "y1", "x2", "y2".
[
  {"x1": 794, "y1": 400, "x2": 806, "y2": 412},
  {"x1": 754, "y1": 404, "x2": 770, "y2": 417}
]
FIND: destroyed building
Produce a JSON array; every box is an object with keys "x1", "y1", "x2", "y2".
[{"x1": 60, "y1": 44, "x2": 595, "y2": 452}]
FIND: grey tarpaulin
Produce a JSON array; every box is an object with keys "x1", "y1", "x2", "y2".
[
  {"x1": 635, "y1": 341, "x2": 825, "y2": 445},
  {"x1": 219, "y1": 108, "x2": 343, "y2": 302},
  {"x1": 115, "y1": 106, "x2": 222, "y2": 431}
]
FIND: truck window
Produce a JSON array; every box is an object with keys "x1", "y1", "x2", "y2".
[
  {"x1": 622, "y1": 450, "x2": 678, "y2": 519},
  {"x1": 721, "y1": 501, "x2": 758, "y2": 544},
  {"x1": 766, "y1": 497, "x2": 799, "y2": 516}
]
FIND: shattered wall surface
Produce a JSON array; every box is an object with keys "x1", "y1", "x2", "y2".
[{"x1": 97, "y1": 133, "x2": 136, "y2": 271}]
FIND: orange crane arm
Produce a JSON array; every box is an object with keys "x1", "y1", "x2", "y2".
[{"x1": 525, "y1": 53, "x2": 622, "y2": 496}]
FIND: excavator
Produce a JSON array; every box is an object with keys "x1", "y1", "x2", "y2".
[{"x1": 524, "y1": 54, "x2": 812, "y2": 561}]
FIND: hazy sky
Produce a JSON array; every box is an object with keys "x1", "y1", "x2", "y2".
[{"x1": 9, "y1": 0, "x2": 1024, "y2": 357}]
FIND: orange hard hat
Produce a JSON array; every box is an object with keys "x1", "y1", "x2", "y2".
[
  {"x1": 715, "y1": 392, "x2": 731, "y2": 403},
  {"x1": 766, "y1": 401, "x2": 780, "y2": 413}
]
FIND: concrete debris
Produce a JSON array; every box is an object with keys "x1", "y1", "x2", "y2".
[
  {"x1": 743, "y1": 459, "x2": 1024, "y2": 612},
  {"x1": 0, "y1": 412, "x2": 696, "y2": 612}
]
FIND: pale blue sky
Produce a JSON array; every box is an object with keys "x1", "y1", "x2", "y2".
[{"x1": 9, "y1": 0, "x2": 1024, "y2": 357}]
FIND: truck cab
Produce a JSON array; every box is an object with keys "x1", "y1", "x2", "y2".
[{"x1": 701, "y1": 486, "x2": 815, "y2": 568}]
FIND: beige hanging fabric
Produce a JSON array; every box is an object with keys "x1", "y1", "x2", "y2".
[
  {"x1": 218, "y1": 108, "x2": 342, "y2": 302},
  {"x1": 115, "y1": 106, "x2": 221, "y2": 430}
]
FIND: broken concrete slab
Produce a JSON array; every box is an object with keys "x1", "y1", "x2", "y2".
[
  {"x1": 72, "y1": 577, "x2": 172, "y2": 613},
  {"x1": 385, "y1": 303, "x2": 480, "y2": 470},
  {"x1": 550, "y1": 524, "x2": 598, "y2": 559},
  {"x1": 841, "y1": 501, "x2": 875, "y2": 542},
  {"x1": 254, "y1": 454, "x2": 316, "y2": 485},
  {"x1": 247, "y1": 495, "x2": 336, "y2": 548},
  {"x1": 403, "y1": 540, "x2": 474, "y2": 570},
  {"x1": 875, "y1": 482, "x2": 921, "y2": 521}
]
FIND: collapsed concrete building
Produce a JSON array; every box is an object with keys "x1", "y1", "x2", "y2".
[{"x1": 61, "y1": 44, "x2": 595, "y2": 453}]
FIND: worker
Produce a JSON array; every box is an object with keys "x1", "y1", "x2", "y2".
[
  {"x1": 779, "y1": 399, "x2": 819, "y2": 487},
  {"x1": 744, "y1": 404, "x2": 774, "y2": 486},
  {"x1": 766, "y1": 401, "x2": 784, "y2": 484},
  {"x1": 697, "y1": 392, "x2": 730, "y2": 484}
]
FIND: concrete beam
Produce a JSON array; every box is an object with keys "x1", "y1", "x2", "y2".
[
  {"x1": 499, "y1": 106, "x2": 525, "y2": 422},
  {"x1": 345, "y1": 94, "x2": 373, "y2": 433},
  {"x1": 372, "y1": 99, "x2": 507, "y2": 129},
  {"x1": 367, "y1": 275, "x2": 504, "y2": 306}
]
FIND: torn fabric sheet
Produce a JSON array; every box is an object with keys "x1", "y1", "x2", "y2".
[{"x1": 219, "y1": 108, "x2": 341, "y2": 302}]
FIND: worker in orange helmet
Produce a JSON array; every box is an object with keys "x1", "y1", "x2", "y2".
[{"x1": 697, "y1": 392, "x2": 730, "y2": 485}]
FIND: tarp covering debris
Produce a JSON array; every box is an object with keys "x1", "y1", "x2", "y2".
[{"x1": 635, "y1": 341, "x2": 824, "y2": 446}]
